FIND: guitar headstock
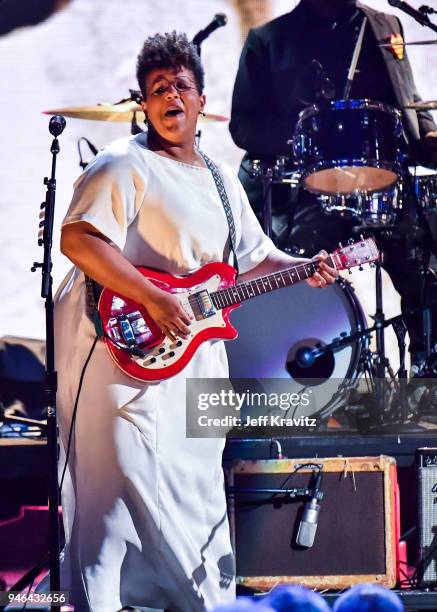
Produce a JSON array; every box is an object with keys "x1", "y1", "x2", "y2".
[{"x1": 332, "y1": 237, "x2": 379, "y2": 271}]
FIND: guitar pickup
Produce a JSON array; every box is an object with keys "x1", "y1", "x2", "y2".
[
  {"x1": 193, "y1": 289, "x2": 216, "y2": 318},
  {"x1": 119, "y1": 316, "x2": 136, "y2": 345}
]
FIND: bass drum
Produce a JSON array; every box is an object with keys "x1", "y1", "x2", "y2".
[{"x1": 225, "y1": 279, "x2": 367, "y2": 422}]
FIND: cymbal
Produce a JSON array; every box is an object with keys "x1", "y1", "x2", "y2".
[
  {"x1": 379, "y1": 39, "x2": 437, "y2": 47},
  {"x1": 404, "y1": 100, "x2": 437, "y2": 110},
  {"x1": 43, "y1": 102, "x2": 229, "y2": 123}
]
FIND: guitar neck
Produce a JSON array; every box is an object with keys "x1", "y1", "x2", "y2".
[{"x1": 210, "y1": 254, "x2": 338, "y2": 309}]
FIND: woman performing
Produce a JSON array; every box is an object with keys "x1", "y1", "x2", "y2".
[{"x1": 54, "y1": 31, "x2": 338, "y2": 611}]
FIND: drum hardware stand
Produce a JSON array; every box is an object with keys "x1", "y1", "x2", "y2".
[
  {"x1": 371, "y1": 257, "x2": 392, "y2": 422},
  {"x1": 1, "y1": 115, "x2": 67, "y2": 610},
  {"x1": 301, "y1": 308, "x2": 430, "y2": 431},
  {"x1": 250, "y1": 159, "x2": 300, "y2": 240},
  {"x1": 403, "y1": 165, "x2": 436, "y2": 361}
]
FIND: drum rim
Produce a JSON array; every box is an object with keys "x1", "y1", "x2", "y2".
[
  {"x1": 334, "y1": 278, "x2": 368, "y2": 381},
  {"x1": 331, "y1": 98, "x2": 401, "y2": 116},
  {"x1": 297, "y1": 98, "x2": 401, "y2": 122}
]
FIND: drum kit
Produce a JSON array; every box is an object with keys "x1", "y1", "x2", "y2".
[
  {"x1": 44, "y1": 87, "x2": 437, "y2": 431},
  {"x1": 240, "y1": 94, "x2": 437, "y2": 431}
]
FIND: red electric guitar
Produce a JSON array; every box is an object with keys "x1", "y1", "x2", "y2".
[{"x1": 98, "y1": 238, "x2": 379, "y2": 381}]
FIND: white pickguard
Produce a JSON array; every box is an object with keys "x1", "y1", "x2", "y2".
[{"x1": 132, "y1": 274, "x2": 226, "y2": 371}]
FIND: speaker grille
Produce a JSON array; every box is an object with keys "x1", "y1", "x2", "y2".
[
  {"x1": 228, "y1": 456, "x2": 398, "y2": 590},
  {"x1": 417, "y1": 449, "x2": 437, "y2": 585},
  {"x1": 234, "y1": 471, "x2": 386, "y2": 576}
]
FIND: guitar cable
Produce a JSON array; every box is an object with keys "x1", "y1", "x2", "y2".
[
  {"x1": 2, "y1": 337, "x2": 100, "y2": 608},
  {"x1": 59, "y1": 335, "x2": 98, "y2": 493}
]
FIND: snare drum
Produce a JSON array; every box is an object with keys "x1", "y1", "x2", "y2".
[
  {"x1": 319, "y1": 187, "x2": 401, "y2": 226},
  {"x1": 293, "y1": 99, "x2": 402, "y2": 196}
]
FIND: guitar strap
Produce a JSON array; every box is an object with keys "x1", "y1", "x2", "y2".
[
  {"x1": 85, "y1": 150, "x2": 239, "y2": 330},
  {"x1": 199, "y1": 150, "x2": 239, "y2": 277}
]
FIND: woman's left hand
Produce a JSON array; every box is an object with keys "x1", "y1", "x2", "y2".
[{"x1": 306, "y1": 250, "x2": 339, "y2": 288}]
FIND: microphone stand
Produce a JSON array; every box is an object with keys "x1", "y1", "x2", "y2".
[
  {"x1": 192, "y1": 13, "x2": 228, "y2": 57},
  {"x1": 303, "y1": 304, "x2": 437, "y2": 431},
  {"x1": 28, "y1": 116, "x2": 65, "y2": 605},
  {"x1": 387, "y1": 0, "x2": 437, "y2": 34}
]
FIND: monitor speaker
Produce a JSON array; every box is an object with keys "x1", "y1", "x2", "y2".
[{"x1": 417, "y1": 447, "x2": 437, "y2": 586}]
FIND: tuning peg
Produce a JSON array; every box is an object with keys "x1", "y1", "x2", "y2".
[
  {"x1": 338, "y1": 242, "x2": 343, "y2": 248},
  {"x1": 369, "y1": 262, "x2": 376, "y2": 269},
  {"x1": 348, "y1": 238, "x2": 354, "y2": 245},
  {"x1": 360, "y1": 234, "x2": 364, "y2": 241}
]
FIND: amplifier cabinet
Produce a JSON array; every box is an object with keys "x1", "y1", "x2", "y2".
[
  {"x1": 417, "y1": 448, "x2": 437, "y2": 586},
  {"x1": 227, "y1": 455, "x2": 399, "y2": 591}
]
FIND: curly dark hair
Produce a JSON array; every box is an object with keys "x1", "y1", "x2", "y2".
[{"x1": 136, "y1": 31, "x2": 204, "y2": 98}]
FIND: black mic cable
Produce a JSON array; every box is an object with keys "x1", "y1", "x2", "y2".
[{"x1": 77, "y1": 137, "x2": 98, "y2": 170}]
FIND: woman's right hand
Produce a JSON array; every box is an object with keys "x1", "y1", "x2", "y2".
[{"x1": 143, "y1": 286, "x2": 193, "y2": 342}]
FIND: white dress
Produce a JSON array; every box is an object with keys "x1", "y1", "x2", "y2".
[{"x1": 54, "y1": 133, "x2": 275, "y2": 612}]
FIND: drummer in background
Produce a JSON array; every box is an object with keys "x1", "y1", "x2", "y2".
[{"x1": 230, "y1": 0, "x2": 437, "y2": 373}]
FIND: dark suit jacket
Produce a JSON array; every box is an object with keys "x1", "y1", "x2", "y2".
[{"x1": 229, "y1": 1, "x2": 436, "y2": 162}]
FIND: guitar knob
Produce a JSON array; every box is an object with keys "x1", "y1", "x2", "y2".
[
  {"x1": 176, "y1": 340, "x2": 183, "y2": 347},
  {"x1": 150, "y1": 357, "x2": 157, "y2": 364},
  {"x1": 169, "y1": 351, "x2": 175, "y2": 358},
  {"x1": 159, "y1": 347, "x2": 165, "y2": 354}
]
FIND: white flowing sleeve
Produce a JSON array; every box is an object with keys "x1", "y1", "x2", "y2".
[{"x1": 62, "y1": 139, "x2": 146, "y2": 250}]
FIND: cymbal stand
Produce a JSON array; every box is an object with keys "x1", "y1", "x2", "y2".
[
  {"x1": 251, "y1": 159, "x2": 300, "y2": 239},
  {"x1": 405, "y1": 164, "x2": 435, "y2": 360},
  {"x1": 392, "y1": 318, "x2": 410, "y2": 422}
]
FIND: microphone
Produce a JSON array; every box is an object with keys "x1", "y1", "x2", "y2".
[
  {"x1": 387, "y1": 0, "x2": 433, "y2": 23},
  {"x1": 48, "y1": 115, "x2": 66, "y2": 137},
  {"x1": 296, "y1": 470, "x2": 323, "y2": 548},
  {"x1": 295, "y1": 346, "x2": 318, "y2": 368},
  {"x1": 192, "y1": 14, "x2": 227, "y2": 47}
]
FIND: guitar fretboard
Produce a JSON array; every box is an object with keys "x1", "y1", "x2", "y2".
[{"x1": 210, "y1": 255, "x2": 336, "y2": 309}]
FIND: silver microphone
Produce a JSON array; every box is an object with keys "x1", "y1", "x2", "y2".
[{"x1": 296, "y1": 471, "x2": 323, "y2": 548}]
